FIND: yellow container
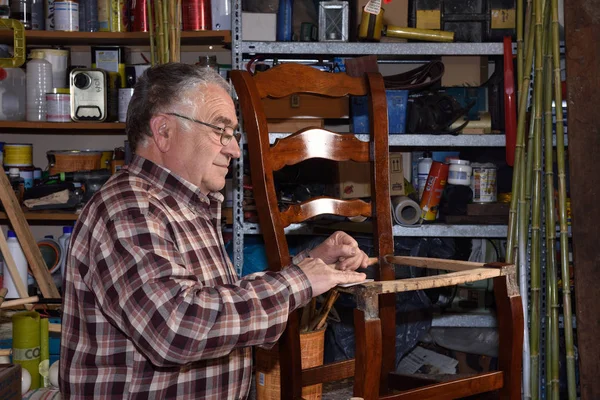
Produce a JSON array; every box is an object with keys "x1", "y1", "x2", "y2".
[
  {"x1": 4, "y1": 143, "x2": 33, "y2": 167},
  {"x1": 47, "y1": 150, "x2": 103, "y2": 174}
]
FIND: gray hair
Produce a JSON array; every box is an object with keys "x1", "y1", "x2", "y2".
[{"x1": 125, "y1": 63, "x2": 230, "y2": 151}]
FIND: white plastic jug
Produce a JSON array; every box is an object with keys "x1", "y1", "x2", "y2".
[{"x1": 0, "y1": 67, "x2": 26, "y2": 121}]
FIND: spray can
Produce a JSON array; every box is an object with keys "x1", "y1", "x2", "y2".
[
  {"x1": 417, "y1": 152, "x2": 433, "y2": 200},
  {"x1": 419, "y1": 161, "x2": 449, "y2": 221},
  {"x1": 182, "y1": 0, "x2": 211, "y2": 31},
  {"x1": 130, "y1": 0, "x2": 148, "y2": 31},
  {"x1": 276, "y1": 0, "x2": 293, "y2": 41}
]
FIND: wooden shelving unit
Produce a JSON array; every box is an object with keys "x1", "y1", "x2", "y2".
[
  {"x1": 0, "y1": 30, "x2": 231, "y2": 46},
  {"x1": 0, "y1": 121, "x2": 126, "y2": 134},
  {"x1": 0, "y1": 208, "x2": 78, "y2": 222}
]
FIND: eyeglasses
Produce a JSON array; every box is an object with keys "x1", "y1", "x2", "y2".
[{"x1": 166, "y1": 112, "x2": 240, "y2": 146}]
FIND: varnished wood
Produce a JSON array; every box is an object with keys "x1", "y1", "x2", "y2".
[
  {"x1": 494, "y1": 275, "x2": 524, "y2": 399},
  {"x1": 302, "y1": 359, "x2": 355, "y2": 386},
  {"x1": 253, "y1": 63, "x2": 368, "y2": 99},
  {"x1": 270, "y1": 128, "x2": 370, "y2": 170},
  {"x1": 231, "y1": 62, "x2": 522, "y2": 400},
  {"x1": 379, "y1": 372, "x2": 504, "y2": 400},
  {"x1": 354, "y1": 309, "x2": 382, "y2": 400},
  {"x1": 0, "y1": 172, "x2": 61, "y2": 299},
  {"x1": 280, "y1": 197, "x2": 371, "y2": 228},
  {"x1": 0, "y1": 30, "x2": 230, "y2": 46},
  {"x1": 0, "y1": 209, "x2": 79, "y2": 221}
]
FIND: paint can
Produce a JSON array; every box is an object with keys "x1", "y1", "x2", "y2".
[
  {"x1": 130, "y1": 0, "x2": 148, "y2": 31},
  {"x1": 447, "y1": 159, "x2": 472, "y2": 186},
  {"x1": 471, "y1": 163, "x2": 497, "y2": 203},
  {"x1": 419, "y1": 161, "x2": 449, "y2": 221},
  {"x1": 54, "y1": 0, "x2": 80, "y2": 31},
  {"x1": 183, "y1": 0, "x2": 212, "y2": 31},
  {"x1": 3, "y1": 143, "x2": 33, "y2": 167},
  {"x1": 46, "y1": 88, "x2": 71, "y2": 122}
]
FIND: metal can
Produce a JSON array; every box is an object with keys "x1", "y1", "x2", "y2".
[
  {"x1": 55, "y1": 0, "x2": 79, "y2": 31},
  {"x1": 130, "y1": 0, "x2": 148, "y2": 31},
  {"x1": 118, "y1": 88, "x2": 134, "y2": 122},
  {"x1": 419, "y1": 161, "x2": 449, "y2": 221},
  {"x1": 471, "y1": 163, "x2": 497, "y2": 203},
  {"x1": 183, "y1": 0, "x2": 211, "y2": 31},
  {"x1": 46, "y1": 88, "x2": 71, "y2": 122}
]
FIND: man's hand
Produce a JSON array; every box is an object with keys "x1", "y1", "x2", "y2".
[
  {"x1": 297, "y1": 258, "x2": 367, "y2": 297},
  {"x1": 309, "y1": 231, "x2": 369, "y2": 271}
]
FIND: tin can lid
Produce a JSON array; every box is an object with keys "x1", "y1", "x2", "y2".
[
  {"x1": 48, "y1": 88, "x2": 70, "y2": 94},
  {"x1": 448, "y1": 159, "x2": 470, "y2": 165}
]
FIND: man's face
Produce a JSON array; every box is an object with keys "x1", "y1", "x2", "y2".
[{"x1": 169, "y1": 84, "x2": 240, "y2": 194}]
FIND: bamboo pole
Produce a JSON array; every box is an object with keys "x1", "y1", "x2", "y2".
[
  {"x1": 155, "y1": 0, "x2": 164, "y2": 64},
  {"x1": 177, "y1": 0, "x2": 182, "y2": 62},
  {"x1": 543, "y1": 25, "x2": 560, "y2": 400},
  {"x1": 551, "y1": 0, "x2": 576, "y2": 397},
  {"x1": 529, "y1": 0, "x2": 545, "y2": 396},
  {"x1": 506, "y1": 0, "x2": 536, "y2": 265},
  {"x1": 147, "y1": 0, "x2": 156, "y2": 66},
  {"x1": 162, "y1": 0, "x2": 169, "y2": 63},
  {"x1": 169, "y1": 1, "x2": 177, "y2": 62},
  {"x1": 517, "y1": 0, "x2": 525, "y2": 99}
]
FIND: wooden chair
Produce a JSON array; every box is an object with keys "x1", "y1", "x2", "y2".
[{"x1": 231, "y1": 63, "x2": 523, "y2": 400}]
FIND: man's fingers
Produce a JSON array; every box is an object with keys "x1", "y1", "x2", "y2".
[{"x1": 335, "y1": 270, "x2": 367, "y2": 284}]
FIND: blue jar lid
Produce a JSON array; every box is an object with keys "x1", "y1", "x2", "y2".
[{"x1": 7, "y1": 230, "x2": 16, "y2": 238}]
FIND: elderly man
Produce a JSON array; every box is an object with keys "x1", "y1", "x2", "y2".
[{"x1": 60, "y1": 63, "x2": 368, "y2": 399}]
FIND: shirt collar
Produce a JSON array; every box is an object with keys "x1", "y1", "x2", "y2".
[{"x1": 124, "y1": 155, "x2": 224, "y2": 207}]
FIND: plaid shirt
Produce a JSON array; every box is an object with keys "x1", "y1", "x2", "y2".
[{"x1": 60, "y1": 155, "x2": 312, "y2": 399}]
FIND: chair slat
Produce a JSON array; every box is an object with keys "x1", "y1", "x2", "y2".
[
  {"x1": 280, "y1": 197, "x2": 371, "y2": 227},
  {"x1": 254, "y1": 63, "x2": 368, "y2": 99},
  {"x1": 269, "y1": 128, "x2": 370, "y2": 170}
]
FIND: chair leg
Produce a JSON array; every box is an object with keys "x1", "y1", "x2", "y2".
[
  {"x1": 494, "y1": 274, "x2": 524, "y2": 400},
  {"x1": 379, "y1": 292, "x2": 396, "y2": 394},
  {"x1": 354, "y1": 308, "x2": 382, "y2": 400},
  {"x1": 280, "y1": 310, "x2": 303, "y2": 400}
]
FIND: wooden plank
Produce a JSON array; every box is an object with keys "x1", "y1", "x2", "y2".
[
  {"x1": 0, "y1": 296, "x2": 39, "y2": 309},
  {"x1": 379, "y1": 372, "x2": 504, "y2": 400},
  {"x1": 0, "y1": 172, "x2": 61, "y2": 299},
  {"x1": 385, "y1": 255, "x2": 486, "y2": 272},
  {"x1": 302, "y1": 359, "x2": 355, "y2": 386},
  {"x1": 565, "y1": 1, "x2": 600, "y2": 398},
  {"x1": 370, "y1": 268, "x2": 502, "y2": 294}
]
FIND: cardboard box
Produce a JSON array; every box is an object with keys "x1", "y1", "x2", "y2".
[
  {"x1": 338, "y1": 153, "x2": 405, "y2": 199},
  {"x1": 0, "y1": 364, "x2": 21, "y2": 400},
  {"x1": 441, "y1": 56, "x2": 489, "y2": 87},
  {"x1": 263, "y1": 95, "x2": 349, "y2": 119},
  {"x1": 241, "y1": 13, "x2": 277, "y2": 41},
  {"x1": 357, "y1": 0, "x2": 409, "y2": 28}
]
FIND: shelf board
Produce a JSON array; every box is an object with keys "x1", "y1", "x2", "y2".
[
  {"x1": 267, "y1": 133, "x2": 568, "y2": 147},
  {"x1": 0, "y1": 208, "x2": 79, "y2": 222},
  {"x1": 243, "y1": 222, "x2": 508, "y2": 238},
  {"x1": 242, "y1": 42, "x2": 504, "y2": 56},
  {"x1": 0, "y1": 121, "x2": 125, "y2": 134},
  {"x1": 0, "y1": 30, "x2": 231, "y2": 46}
]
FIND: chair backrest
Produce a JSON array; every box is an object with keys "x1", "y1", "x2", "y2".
[{"x1": 231, "y1": 63, "x2": 394, "y2": 282}]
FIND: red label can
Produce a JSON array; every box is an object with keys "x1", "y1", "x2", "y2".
[
  {"x1": 183, "y1": 0, "x2": 212, "y2": 31},
  {"x1": 419, "y1": 161, "x2": 449, "y2": 221},
  {"x1": 130, "y1": 0, "x2": 148, "y2": 32}
]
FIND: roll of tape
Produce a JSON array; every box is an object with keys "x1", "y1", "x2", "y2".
[{"x1": 391, "y1": 196, "x2": 421, "y2": 225}]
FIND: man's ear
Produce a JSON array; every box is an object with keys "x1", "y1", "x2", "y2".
[{"x1": 149, "y1": 115, "x2": 173, "y2": 153}]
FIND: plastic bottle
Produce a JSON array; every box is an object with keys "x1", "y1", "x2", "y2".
[
  {"x1": 417, "y1": 152, "x2": 433, "y2": 200},
  {"x1": 26, "y1": 52, "x2": 53, "y2": 122},
  {"x1": 0, "y1": 67, "x2": 27, "y2": 121},
  {"x1": 58, "y1": 226, "x2": 73, "y2": 280},
  {"x1": 276, "y1": 0, "x2": 293, "y2": 41},
  {"x1": 3, "y1": 230, "x2": 28, "y2": 299}
]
